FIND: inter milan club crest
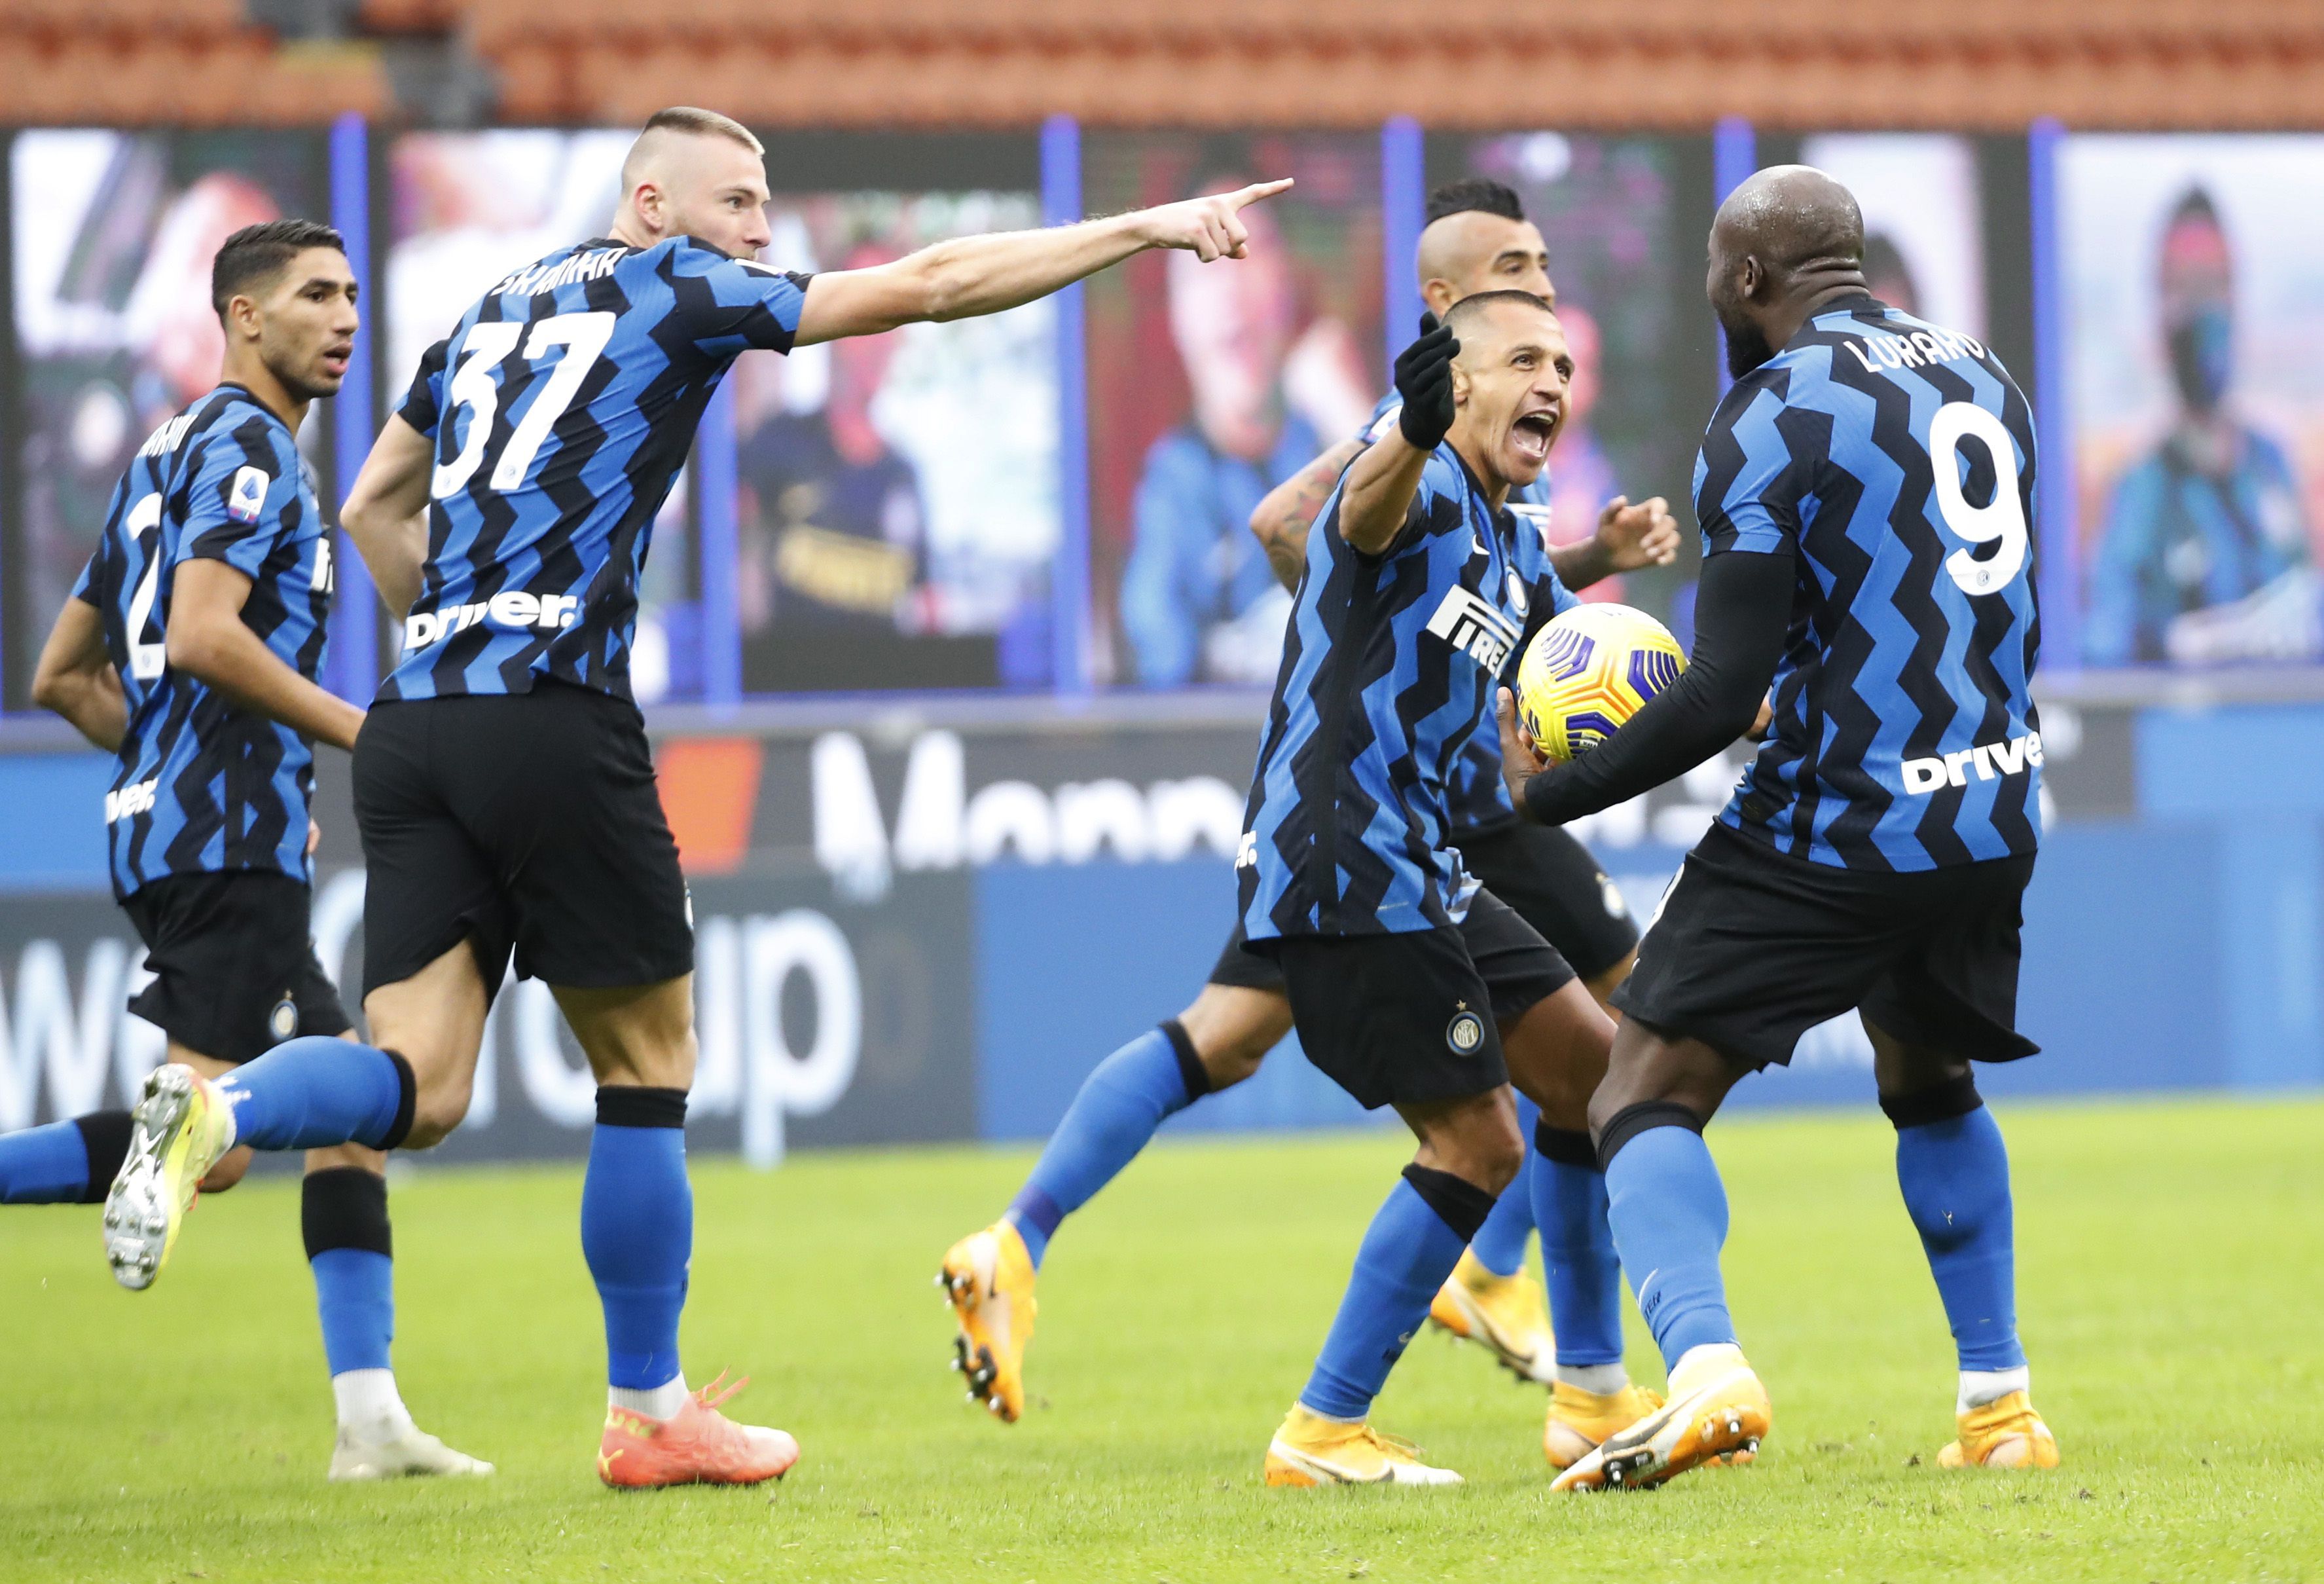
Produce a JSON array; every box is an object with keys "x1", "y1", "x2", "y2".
[
  {"x1": 268, "y1": 994, "x2": 299, "y2": 1043},
  {"x1": 1445, "y1": 1002, "x2": 1485, "y2": 1056}
]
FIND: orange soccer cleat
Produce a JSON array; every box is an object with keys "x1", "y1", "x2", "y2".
[{"x1": 596, "y1": 1373, "x2": 799, "y2": 1489}]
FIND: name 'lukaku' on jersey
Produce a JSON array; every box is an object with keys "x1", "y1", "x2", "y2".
[
  {"x1": 1701, "y1": 296, "x2": 2043, "y2": 870},
  {"x1": 387, "y1": 236, "x2": 808, "y2": 701}
]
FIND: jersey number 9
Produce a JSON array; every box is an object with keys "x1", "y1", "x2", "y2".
[{"x1": 1929, "y1": 401, "x2": 2028, "y2": 598}]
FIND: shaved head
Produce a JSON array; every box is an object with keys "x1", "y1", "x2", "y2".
[
  {"x1": 619, "y1": 106, "x2": 762, "y2": 194},
  {"x1": 1705, "y1": 164, "x2": 1870, "y2": 377},
  {"x1": 1713, "y1": 164, "x2": 1864, "y2": 278}
]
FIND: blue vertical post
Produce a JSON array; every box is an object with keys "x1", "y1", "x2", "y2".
[
  {"x1": 1381, "y1": 116, "x2": 1425, "y2": 377},
  {"x1": 2027, "y1": 117, "x2": 2077, "y2": 671},
  {"x1": 326, "y1": 112, "x2": 378, "y2": 705},
  {"x1": 1712, "y1": 117, "x2": 1756, "y2": 397},
  {"x1": 697, "y1": 379, "x2": 741, "y2": 706},
  {"x1": 1042, "y1": 114, "x2": 1092, "y2": 697}
]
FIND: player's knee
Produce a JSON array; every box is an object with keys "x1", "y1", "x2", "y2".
[
  {"x1": 404, "y1": 1073, "x2": 474, "y2": 1150},
  {"x1": 1178, "y1": 987, "x2": 1292, "y2": 1092},
  {"x1": 197, "y1": 1144, "x2": 253, "y2": 1194}
]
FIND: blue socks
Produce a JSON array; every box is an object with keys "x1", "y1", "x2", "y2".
[
  {"x1": 1008, "y1": 1023, "x2": 1205, "y2": 1269},
  {"x1": 1892, "y1": 1097, "x2": 2025, "y2": 1371},
  {"x1": 1602, "y1": 1118, "x2": 1737, "y2": 1373},
  {"x1": 215, "y1": 1037, "x2": 411, "y2": 1152},
  {"x1": 1299, "y1": 1167, "x2": 1495, "y2": 1421},
  {"x1": 1467, "y1": 1093, "x2": 1538, "y2": 1278},
  {"x1": 581, "y1": 1088, "x2": 693, "y2": 1391},
  {"x1": 303, "y1": 1167, "x2": 395, "y2": 1376},
  {"x1": 0, "y1": 1113, "x2": 128, "y2": 1204},
  {"x1": 1531, "y1": 1122, "x2": 1626, "y2": 1367}
]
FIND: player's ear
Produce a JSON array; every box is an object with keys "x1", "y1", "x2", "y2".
[{"x1": 1421, "y1": 278, "x2": 1456, "y2": 318}]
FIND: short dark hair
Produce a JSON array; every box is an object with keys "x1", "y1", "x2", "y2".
[
  {"x1": 1425, "y1": 177, "x2": 1525, "y2": 228},
  {"x1": 2166, "y1": 185, "x2": 2221, "y2": 232},
  {"x1": 1444, "y1": 288, "x2": 1554, "y2": 340},
  {"x1": 211, "y1": 219, "x2": 344, "y2": 320}
]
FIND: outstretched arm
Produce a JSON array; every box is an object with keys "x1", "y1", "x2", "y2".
[
  {"x1": 30, "y1": 597, "x2": 125, "y2": 752},
  {"x1": 793, "y1": 180, "x2": 1293, "y2": 346},
  {"x1": 1502, "y1": 547, "x2": 1794, "y2": 824},
  {"x1": 168, "y1": 559, "x2": 366, "y2": 752},
  {"x1": 1251, "y1": 438, "x2": 1365, "y2": 591},
  {"x1": 339, "y1": 414, "x2": 433, "y2": 619}
]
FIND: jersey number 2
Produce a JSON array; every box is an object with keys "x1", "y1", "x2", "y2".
[
  {"x1": 1929, "y1": 402, "x2": 2027, "y2": 597},
  {"x1": 123, "y1": 493, "x2": 166, "y2": 680},
  {"x1": 431, "y1": 310, "x2": 617, "y2": 499}
]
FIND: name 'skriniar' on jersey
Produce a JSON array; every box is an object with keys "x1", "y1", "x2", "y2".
[{"x1": 386, "y1": 236, "x2": 810, "y2": 703}]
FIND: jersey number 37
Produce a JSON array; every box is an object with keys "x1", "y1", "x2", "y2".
[
  {"x1": 431, "y1": 310, "x2": 617, "y2": 500},
  {"x1": 1928, "y1": 401, "x2": 2027, "y2": 598}
]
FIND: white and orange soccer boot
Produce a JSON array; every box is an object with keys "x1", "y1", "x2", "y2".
[
  {"x1": 939, "y1": 1220, "x2": 1038, "y2": 1422},
  {"x1": 1543, "y1": 1379, "x2": 1665, "y2": 1469},
  {"x1": 1428, "y1": 1248, "x2": 1556, "y2": 1384},
  {"x1": 1551, "y1": 1343, "x2": 1770, "y2": 1491},
  {"x1": 596, "y1": 1373, "x2": 798, "y2": 1488},
  {"x1": 103, "y1": 1063, "x2": 238, "y2": 1290},
  {"x1": 1263, "y1": 1405, "x2": 1463, "y2": 1487},
  {"x1": 1938, "y1": 1390, "x2": 2059, "y2": 1470}
]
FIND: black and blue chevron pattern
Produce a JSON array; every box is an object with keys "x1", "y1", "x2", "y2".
[
  {"x1": 1238, "y1": 446, "x2": 1578, "y2": 940},
  {"x1": 386, "y1": 237, "x2": 808, "y2": 703},
  {"x1": 1695, "y1": 293, "x2": 2043, "y2": 872}
]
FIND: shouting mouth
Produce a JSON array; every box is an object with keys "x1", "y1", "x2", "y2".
[{"x1": 1511, "y1": 410, "x2": 1558, "y2": 464}]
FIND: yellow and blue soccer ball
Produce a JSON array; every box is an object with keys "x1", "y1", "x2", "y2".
[{"x1": 1514, "y1": 603, "x2": 1686, "y2": 763}]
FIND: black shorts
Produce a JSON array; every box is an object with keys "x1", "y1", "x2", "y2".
[
  {"x1": 120, "y1": 871, "x2": 351, "y2": 1064},
  {"x1": 1614, "y1": 821, "x2": 2040, "y2": 1072},
  {"x1": 1455, "y1": 820, "x2": 1640, "y2": 984},
  {"x1": 354, "y1": 680, "x2": 695, "y2": 999},
  {"x1": 1261, "y1": 889, "x2": 1574, "y2": 1111}
]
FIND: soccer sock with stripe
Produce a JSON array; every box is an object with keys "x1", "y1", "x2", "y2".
[
  {"x1": 213, "y1": 1039, "x2": 415, "y2": 1152},
  {"x1": 1884, "y1": 1079, "x2": 2027, "y2": 1390},
  {"x1": 1464, "y1": 1092, "x2": 1538, "y2": 1278},
  {"x1": 1006, "y1": 1022, "x2": 1208, "y2": 1270},
  {"x1": 1531, "y1": 1119, "x2": 1627, "y2": 1377},
  {"x1": 302, "y1": 1166, "x2": 414, "y2": 1438},
  {"x1": 0, "y1": 1112, "x2": 130, "y2": 1204},
  {"x1": 1599, "y1": 1107, "x2": 1739, "y2": 1374},
  {"x1": 1298, "y1": 1166, "x2": 1495, "y2": 1422},
  {"x1": 583, "y1": 1088, "x2": 693, "y2": 1420}
]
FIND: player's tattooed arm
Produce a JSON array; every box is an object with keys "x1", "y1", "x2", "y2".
[
  {"x1": 168, "y1": 559, "x2": 366, "y2": 753},
  {"x1": 340, "y1": 414, "x2": 435, "y2": 618},
  {"x1": 1552, "y1": 495, "x2": 1682, "y2": 593},
  {"x1": 793, "y1": 179, "x2": 1294, "y2": 345},
  {"x1": 1250, "y1": 439, "x2": 1364, "y2": 591},
  {"x1": 29, "y1": 595, "x2": 126, "y2": 752}
]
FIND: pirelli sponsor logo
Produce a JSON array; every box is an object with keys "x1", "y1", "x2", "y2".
[{"x1": 1425, "y1": 586, "x2": 1523, "y2": 671}]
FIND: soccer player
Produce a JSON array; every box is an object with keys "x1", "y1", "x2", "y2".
[
  {"x1": 1497, "y1": 166, "x2": 2057, "y2": 1490},
  {"x1": 1237, "y1": 291, "x2": 1619, "y2": 1485},
  {"x1": 941, "y1": 181, "x2": 1673, "y2": 1467},
  {"x1": 0, "y1": 220, "x2": 486, "y2": 1480},
  {"x1": 101, "y1": 106, "x2": 1293, "y2": 1490}
]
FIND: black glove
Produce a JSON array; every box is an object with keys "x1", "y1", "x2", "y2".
[{"x1": 1394, "y1": 311, "x2": 1459, "y2": 452}]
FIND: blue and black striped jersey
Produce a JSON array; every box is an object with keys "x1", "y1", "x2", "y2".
[
  {"x1": 1699, "y1": 294, "x2": 2042, "y2": 870},
  {"x1": 76, "y1": 385, "x2": 333, "y2": 900},
  {"x1": 1238, "y1": 445, "x2": 1578, "y2": 940},
  {"x1": 1356, "y1": 393, "x2": 1553, "y2": 839},
  {"x1": 386, "y1": 236, "x2": 809, "y2": 701}
]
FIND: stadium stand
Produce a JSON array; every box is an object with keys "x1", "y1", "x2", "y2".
[{"x1": 0, "y1": 0, "x2": 2317, "y2": 131}]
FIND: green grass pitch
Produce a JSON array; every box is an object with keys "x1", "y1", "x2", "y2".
[{"x1": 3, "y1": 1097, "x2": 2319, "y2": 1582}]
